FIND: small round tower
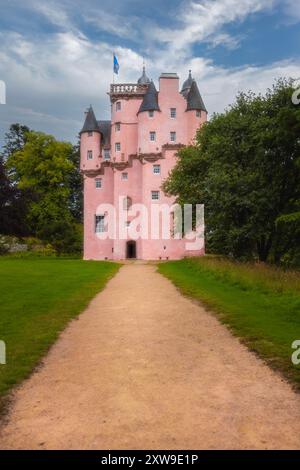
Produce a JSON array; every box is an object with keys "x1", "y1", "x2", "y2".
[{"x1": 80, "y1": 106, "x2": 101, "y2": 171}]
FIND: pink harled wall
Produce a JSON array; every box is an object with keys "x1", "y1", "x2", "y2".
[{"x1": 80, "y1": 73, "x2": 206, "y2": 260}]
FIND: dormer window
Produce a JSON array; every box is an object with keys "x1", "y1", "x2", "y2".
[
  {"x1": 115, "y1": 122, "x2": 121, "y2": 131},
  {"x1": 87, "y1": 150, "x2": 93, "y2": 160},
  {"x1": 148, "y1": 110, "x2": 154, "y2": 118},
  {"x1": 170, "y1": 108, "x2": 176, "y2": 118},
  {"x1": 116, "y1": 101, "x2": 121, "y2": 111}
]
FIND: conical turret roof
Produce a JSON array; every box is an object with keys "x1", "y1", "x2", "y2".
[
  {"x1": 181, "y1": 70, "x2": 193, "y2": 97},
  {"x1": 80, "y1": 106, "x2": 100, "y2": 134},
  {"x1": 138, "y1": 81, "x2": 160, "y2": 114},
  {"x1": 186, "y1": 80, "x2": 207, "y2": 112},
  {"x1": 138, "y1": 66, "x2": 151, "y2": 85}
]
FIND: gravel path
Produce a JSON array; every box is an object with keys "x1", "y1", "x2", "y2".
[{"x1": 0, "y1": 264, "x2": 299, "y2": 450}]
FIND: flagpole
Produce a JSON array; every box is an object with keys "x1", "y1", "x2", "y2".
[{"x1": 112, "y1": 51, "x2": 115, "y2": 85}]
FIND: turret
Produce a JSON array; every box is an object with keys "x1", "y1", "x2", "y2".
[
  {"x1": 181, "y1": 72, "x2": 207, "y2": 142},
  {"x1": 80, "y1": 106, "x2": 101, "y2": 172},
  {"x1": 137, "y1": 81, "x2": 161, "y2": 154}
]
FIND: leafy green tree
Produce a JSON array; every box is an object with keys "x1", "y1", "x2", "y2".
[
  {"x1": 0, "y1": 124, "x2": 32, "y2": 236},
  {"x1": 163, "y1": 79, "x2": 300, "y2": 262},
  {"x1": 7, "y1": 131, "x2": 82, "y2": 252},
  {"x1": 68, "y1": 139, "x2": 83, "y2": 222}
]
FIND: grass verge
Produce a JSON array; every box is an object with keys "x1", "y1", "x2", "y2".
[
  {"x1": 158, "y1": 257, "x2": 300, "y2": 389},
  {"x1": 0, "y1": 257, "x2": 119, "y2": 410}
]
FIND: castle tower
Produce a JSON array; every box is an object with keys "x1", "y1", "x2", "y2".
[
  {"x1": 181, "y1": 71, "x2": 207, "y2": 143},
  {"x1": 80, "y1": 106, "x2": 102, "y2": 172}
]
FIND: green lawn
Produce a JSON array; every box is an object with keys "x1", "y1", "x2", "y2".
[
  {"x1": 158, "y1": 257, "x2": 300, "y2": 389},
  {"x1": 0, "y1": 257, "x2": 119, "y2": 409}
]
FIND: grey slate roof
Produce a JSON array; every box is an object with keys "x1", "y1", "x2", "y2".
[
  {"x1": 181, "y1": 70, "x2": 193, "y2": 97},
  {"x1": 138, "y1": 81, "x2": 160, "y2": 114},
  {"x1": 138, "y1": 66, "x2": 151, "y2": 85},
  {"x1": 186, "y1": 80, "x2": 207, "y2": 112},
  {"x1": 97, "y1": 120, "x2": 111, "y2": 146},
  {"x1": 80, "y1": 106, "x2": 100, "y2": 134}
]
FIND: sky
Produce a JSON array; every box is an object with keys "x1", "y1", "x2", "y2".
[{"x1": 0, "y1": 0, "x2": 300, "y2": 146}]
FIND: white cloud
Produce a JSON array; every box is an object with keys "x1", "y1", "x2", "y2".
[
  {"x1": 153, "y1": 0, "x2": 276, "y2": 52},
  {"x1": 281, "y1": 0, "x2": 300, "y2": 22},
  {"x1": 0, "y1": 0, "x2": 299, "y2": 146}
]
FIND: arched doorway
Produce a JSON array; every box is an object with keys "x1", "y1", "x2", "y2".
[{"x1": 126, "y1": 241, "x2": 136, "y2": 259}]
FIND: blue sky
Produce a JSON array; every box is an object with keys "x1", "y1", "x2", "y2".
[{"x1": 0, "y1": 0, "x2": 300, "y2": 146}]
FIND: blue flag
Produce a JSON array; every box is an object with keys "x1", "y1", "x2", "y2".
[{"x1": 113, "y1": 54, "x2": 119, "y2": 74}]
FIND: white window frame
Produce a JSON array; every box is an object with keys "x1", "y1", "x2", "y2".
[
  {"x1": 95, "y1": 215, "x2": 106, "y2": 233},
  {"x1": 95, "y1": 178, "x2": 102, "y2": 189},
  {"x1": 151, "y1": 190, "x2": 160, "y2": 200},
  {"x1": 170, "y1": 108, "x2": 176, "y2": 118},
  {"x1": 150, "y1": 131, "x2": 156, "y2": 141},
  {"x1": 87, "y1": 150, "x2": 93, "y2": 160},
  {"x1": 170, "y1": 131, "x2": 176, "y2": 142},
  {"x1": 115, "y1": 122, "x2": 121, "y2": 131},
  {"x1": 115, "y1": 142, "x2": 121, "y2": 152},
  {"x1": 153, "y1": 164, "x2": 161, "y2": 175}
]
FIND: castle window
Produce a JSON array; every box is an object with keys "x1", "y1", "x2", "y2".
[
  {"x1": 122, "y1": 172, "x2": 128, "y2": 180},
  {"x1": 148, "y1": 110, "x2": 154, "y2": 118},
  {"x1": 104, "y1": 149, "x2": 110, "y2": 160},
  {"x1": 115, "y1": 142, "x2": 121, "y2": 152},
  {"x1": 116, "y1": 101, "x2": 121, "y2": 111},
  {"x1": 170, "y1": 108, "x2": 176, "y2": 118},
  {"x1": 170, "y1": 131, "x2": 176, "y2": 142},
  {"x1": 196, "y1": 110, "x2": 201, "y2": 117},
  {"x1": 115, "y1": 122, "x2": 121, "y2": 131},
  {"x1": 151, "y1": 190, "x2": 160, "y2": 200},
  {"x1": 123, "y1": 196, "x2": 132, "y2": 210},
  {"x1": 150, "y1": 131, "x2": 156, "y2": 141},
  {"x1": 95, "y1": 215, "x2": 105, "y2": 233},
  {"x1": 88, "y1": 131, "x2": 93, "y2": 137},
  {"x1": 87, "y1": 150, "x2": 93, "y2": 160},
  {"x1": 153, "y1": 164, "x2": 161, "y2": 175},
  {"x1": 95, "y1": 178, "x2": 102, "y2": 189}
]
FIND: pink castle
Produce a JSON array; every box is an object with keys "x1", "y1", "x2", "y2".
[{"x1": 80, "y1": 69, "x2": 207, "y2": 260}]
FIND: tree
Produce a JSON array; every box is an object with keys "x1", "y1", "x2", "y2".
[
  {"x1": 0, "y1": 124, "x2": 32, "y2": 236},
  {"x1": 7, "y1": 131, "x2": 82, "y2": 252},
  {"x1": 163, "y1": 79, "x2": 300, "y2": 263},
  {"x1": 68, "y1": 139, "x2": 83, "y2": 222}
]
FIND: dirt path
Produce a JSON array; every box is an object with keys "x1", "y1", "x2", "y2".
[{"x1": 0, "y1": 264, "x2": 300, "y2": 450}]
